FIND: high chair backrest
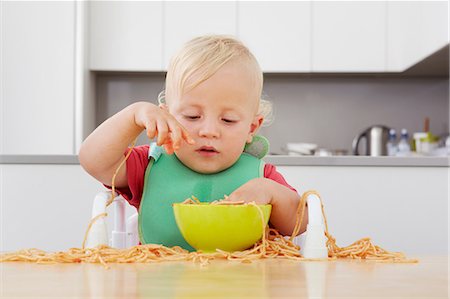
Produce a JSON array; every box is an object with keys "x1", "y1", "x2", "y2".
[{"x1": 85, "y1": 191, "x2": 328, "y2": 259}]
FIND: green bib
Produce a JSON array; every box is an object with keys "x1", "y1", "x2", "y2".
[{"x1": 138, "y1": 145, "x2": 265, "y2": 251}]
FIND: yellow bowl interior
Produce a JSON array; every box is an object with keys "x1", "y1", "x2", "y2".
[{"x1": 173, "y1": 203, "x2": 272, "y2": 253}]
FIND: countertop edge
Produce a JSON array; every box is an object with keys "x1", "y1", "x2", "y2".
[
  {"x1": 0, "y1": 155, "x2": 80, "y2": 165},
  {"x1": 0, "y1": 155, "x2": 449, "y2": 167}
]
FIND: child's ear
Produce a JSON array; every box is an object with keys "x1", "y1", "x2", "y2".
[{"x1": 247, "y1": 115, "x2": 264, "y2": 143}]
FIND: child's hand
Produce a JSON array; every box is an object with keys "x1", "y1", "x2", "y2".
[
  {"x1": 227, "y1": 178, "x2": 274, "y2": 205},
  {"x1": 133, "y1": 102, "x2": 195, "y2": 154}
]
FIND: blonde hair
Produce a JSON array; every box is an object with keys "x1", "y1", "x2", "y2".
[{"x1": 159, "y1": 35, "x2": 273, "y2": 126}]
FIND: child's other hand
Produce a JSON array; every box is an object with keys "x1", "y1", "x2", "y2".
[
  {"x1": 133, "y1": 102, "x2": 195, "y2": 154},
  {"x1": 227, "y1": 178, "x2": 273, "y2": 205}
]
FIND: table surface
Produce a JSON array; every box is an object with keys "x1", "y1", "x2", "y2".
[{"x1": 1, "y1": 256, "x2": 448, "y2": 298}]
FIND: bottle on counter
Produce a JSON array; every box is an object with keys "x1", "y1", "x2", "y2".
[
  {"x1": 386, "y1": 129, "x2": 398, "y2": 156},
  {"x1": 396, "y1": 128, "x2": 411, "y2": 156}
]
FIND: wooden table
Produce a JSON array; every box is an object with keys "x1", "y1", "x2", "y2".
[{"x1": 1, "y1": 256, "x2": 447, "y2": 298}]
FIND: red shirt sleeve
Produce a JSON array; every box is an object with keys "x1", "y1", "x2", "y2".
[
  {"x1": 104, "y1": 145, "x2": 150, "y2": 210},
  {"x1": 263, "y1": 163, "x2": 297, "y2": 193}
]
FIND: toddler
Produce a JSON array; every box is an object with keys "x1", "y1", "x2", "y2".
[{"x1": 79, "y1": 35, "x2": 307, "y2": 251}]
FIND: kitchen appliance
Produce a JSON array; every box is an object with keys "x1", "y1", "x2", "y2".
[{"x1": 352, "y1": 125, "x2": 391, "y2": 156}]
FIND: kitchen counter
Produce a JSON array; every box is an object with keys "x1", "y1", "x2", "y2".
[
  {"x1": 1, "y1": 155, "x2": 449, "y2": 167},
  {"x1": 1, "y1": 256, "x2": 447, "y2": 298},
  {"x1": 266, "y1": 155, "x2": 450, "y2": 167}
]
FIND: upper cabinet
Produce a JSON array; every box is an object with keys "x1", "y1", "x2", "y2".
[
  {"x1": 312, "y1": 2, "x2": 386, "y2": 72},
  {"x1": 387, "y1": 1, "x2": 449, "y2": 72},
  {"x1": 238, "y1": 2, "x2": 311, "y2": 72},
  {"x1": 163, "y1": 2, "x2": 236, "y2": 69},
  {"x1": 88, "y1": 1, "x2": 448, "y2": 73},
  {"x1": 1, "y1": 1, "x2": 75, "y2": 155},
  {"x1": 89, "y1": 1, "x2": 163, "y2": 71}
]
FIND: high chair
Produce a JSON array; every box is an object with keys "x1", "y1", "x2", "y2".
[{"x1": 85, "y1": 191, "x2": 328, "y2": 259}]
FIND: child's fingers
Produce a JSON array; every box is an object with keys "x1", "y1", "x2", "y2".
[
  {"x1": 163, "y1": 141, "x2": 175, "y2": 155},
  {"x1": 167, "y1": 119, "x2": 182, "y2": 150},
  {"x1": 180, "y1": 126, "x2": 195, "y2": 144},
  {"x1": 145, "y1": 120, "x2": 157, "y2": 139},
  {"x1": 156, "y1": 118, "x2": 169, "y2": 146},
  {"x1": 226, "y1": 194, "x2": 247, "y2": 204}
]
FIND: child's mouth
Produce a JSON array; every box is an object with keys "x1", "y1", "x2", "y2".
[{"x1": 196, "y1": 146, "x2": 219, "y2": 157}]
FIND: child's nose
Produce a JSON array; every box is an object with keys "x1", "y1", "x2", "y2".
[{"x1": 198, "y1": 119, "x2": 220, "y2": 139}]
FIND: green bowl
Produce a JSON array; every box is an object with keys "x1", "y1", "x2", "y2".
[{"x1": 173, "y1": 203, "x2": 272, "y2": 253}]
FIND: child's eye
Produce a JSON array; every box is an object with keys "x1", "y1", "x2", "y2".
[
  {"x1": 184, "y1": 115, "x2": 200, "y2": 120},
  {"x1": 222, "y1": 118, "x2": 236, "y2": 123}
]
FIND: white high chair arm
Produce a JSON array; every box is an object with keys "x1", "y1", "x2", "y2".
[
  {"x1": 84, "y1": 191, "x2": 110, "y2": 248},
  {"x1": 85, "y1": 191, "x2": 139, "y2": 249},
  {"x1": 126, "y1": 213, "x2": 139, "y2": 247},
  {"x1": 112, "y1": 195, "x2": 139, "y2": 248},
  {"x1": 296, "y1": 193, "x2": 328, "y2": 259},
  {"x1": 111, "y1": 194, "x2": 126, "y2": 248}
]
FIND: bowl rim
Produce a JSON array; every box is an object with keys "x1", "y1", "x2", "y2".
[{"x1": 172, "y1": 203, "x2": 272, "y2": 208}]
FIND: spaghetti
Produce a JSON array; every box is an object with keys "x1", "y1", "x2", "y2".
[{"x1": 0, "y1": 142, "x2": 418, "y2": 268}]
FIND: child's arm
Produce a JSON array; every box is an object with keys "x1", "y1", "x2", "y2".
[
  {"x1": 79, "y1": 101, "x2": 193, "y2": 188},
  {"x1": 227, "y1": 178, "x2": 307, "y2": 236}
]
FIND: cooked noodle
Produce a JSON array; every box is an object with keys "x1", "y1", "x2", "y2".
[{"x1": 0, "y1": 141, "x2": 418, "y2": 268}]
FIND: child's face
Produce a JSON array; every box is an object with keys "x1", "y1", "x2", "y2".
[{"x1": 166, "y1": 60, "x2": 263, "y2": 174}]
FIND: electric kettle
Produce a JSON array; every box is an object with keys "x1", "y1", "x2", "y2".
[{"x1": 352, "y1": 125, "x2": 391, "y2": 156}]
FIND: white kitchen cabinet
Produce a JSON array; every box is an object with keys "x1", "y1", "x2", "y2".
[
  {"x1": 312, "y1": 1, "x2": 386, "y2": 72},
  {"x1": 89, "y1": 1, "x2": 163, "y2": 71},
  {"x1": 238, "y1": 2, "x2": 311, "y2": 72},
  {"x1": 163, "y1": 2, "x2": 237, "y2": 69},
  {"x1": 1, "y1": 164, "x2": 102, "y2": 251},
  {"x1": 86, "y1": 2, "x2": 448, "y2": 74},
  {"x1": 387, "y1": 1, "x2": 449, "y2": 72},
  {"x1": 278, "y1": 165, "x2": 449, "y2": 255},
  {"x1": 1, "y1": 2, "x2": 75, "y2": 154},
  {"x1": 0, "y1": 164, "x2": 137, "y2": 252}
]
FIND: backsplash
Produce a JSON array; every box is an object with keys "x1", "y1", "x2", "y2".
[{"x1": 96, "y1": 73, "x2": 449, "y2": 154}]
